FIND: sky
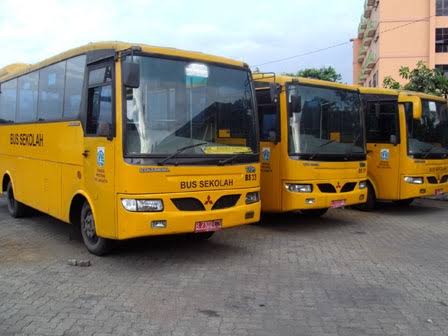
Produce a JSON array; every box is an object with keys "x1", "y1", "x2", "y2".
[{"x1": 0, "y1": 0, "x2": 363, "y2": 83}]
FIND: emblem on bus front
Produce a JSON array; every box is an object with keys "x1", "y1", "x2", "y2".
[
  {"x1": 262, "y1": 148, "x2": 271, "y2": 161},
  {"x1": 246, "y1": 166, "x2": 256, "y2": 173},
  {"x1": 97, "y1": 147, "x2": 105, "y2": 168},
  {"x1": 380, "y1": 149, "x2": 389, "y2": 161},
  {"x1": 204, "y1": 195, "x2": 214, "y2": 206}
]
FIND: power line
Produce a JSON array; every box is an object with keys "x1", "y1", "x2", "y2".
[{"x1": 253, "y1": 14, "x2": 435, "y2": 68}]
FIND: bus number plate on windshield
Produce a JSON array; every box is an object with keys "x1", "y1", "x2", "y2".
[
  {"x1": 330, "y1": 200, "x2": 346, "y2": 209},
  {"x1": 195, "y1": 219, "x2": 222, "y2": 233}
]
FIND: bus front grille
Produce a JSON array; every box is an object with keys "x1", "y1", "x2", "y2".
[
  {"x1": 171, "y1": 198, "x2": 205, "y2": 211},
  {"x1": 427, "y1": 176, "x2": 438, "y2": 184},
  {"x1": 171, "y1": 194, "x2": 241, "y2": 211},
  {"x1": 212, "y1": 195, "x2": 241, "y2": 210},
  {"x1": 340, "y1": 182, "x2": 356, "y2": 193},
  {"x1": 317, "y1": 184, "x2": 337, "y2": 193}
]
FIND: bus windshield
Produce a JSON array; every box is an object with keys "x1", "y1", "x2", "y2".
[
  {"x1": 406, "y1": 99, "x2": 448, "y2": 159},
  {"x1": 287, "y1": 84, "x2": 365, "y2": 160},
  {"x1": 124, "y1": 56, "x2": 257, "y2": 159}
]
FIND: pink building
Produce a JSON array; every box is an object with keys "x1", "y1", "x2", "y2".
[{"x1": 353, "y1": 0, "x2": 448, "y2": 87}]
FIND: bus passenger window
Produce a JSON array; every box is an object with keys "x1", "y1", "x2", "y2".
[
  {"x1": 366, "y1": 102, "x2": 398, "y2": 143},
  {"x1": 87, "y1": 85, "x2": 113, "y2": 136}
]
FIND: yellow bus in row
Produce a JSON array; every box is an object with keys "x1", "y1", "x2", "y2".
[
  {"x1": 358, "y1": 87, "x2": 448, "y2": 209},
  {"x1": 0, "y1": 42, "x2": 261, "y2": 255},
  {"x1": 253, "y1": 74, "x2": 368, "y2": 216}
]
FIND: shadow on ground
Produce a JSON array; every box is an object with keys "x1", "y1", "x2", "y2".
[{"x1": 255, "y1": 210, "x2": 357, "y2": 233}]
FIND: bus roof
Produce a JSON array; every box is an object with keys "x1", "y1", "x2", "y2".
[
  {"x1": 357, "y1": 86, "x2": 399, "y2": 96},
  {"x1": 0, "y1": 41, "x2": 247, "y2": 82},
  {"x1": 252, "y1": 73, "x2": 359, "y2": 92},
  {"x1": 358, "y1": 86, "x2": 447, "y2": 102},
  {"x1": 399, "y1": 90, "x2": 447, "y2": 102}
]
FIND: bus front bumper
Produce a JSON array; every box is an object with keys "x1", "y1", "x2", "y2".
[
  {"x1": 115, "y1": 188, "x2": 260, "y2": 240},
  {"x1": 399, "y1": 176, "x2": 448, "y2": 200},
  {"x1": 281, "y1": 179, "x2": 368, "y2": 212}
]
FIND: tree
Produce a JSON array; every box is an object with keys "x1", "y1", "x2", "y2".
[
  {"x1": 284, "y1": 66, "x2": 342, "y2": 82},
  {"x1": 383, "y1": 61, "x2": 448, "y2": 97}
]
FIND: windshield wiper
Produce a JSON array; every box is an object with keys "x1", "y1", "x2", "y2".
[
  {"x1": 422, "y1": 146, "x2": 441, "y2": 159},
  {"x1": 158, "y1": 142, "x2": 208, "y2": 166},
  {"x1": 309, "y1": 140, "x2": 336, "y2": 160},
  {"x1": 218, "y1": 153, "x2": 246, "y2": 166}
]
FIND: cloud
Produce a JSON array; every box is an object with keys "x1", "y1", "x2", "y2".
[{"x1": 0, "y1": 0, "x2": 363, "y2": 82}]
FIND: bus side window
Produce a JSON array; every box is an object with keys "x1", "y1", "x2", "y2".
[
  {"x1": 256, "y1": 89, "x2": 279, "y2": 142},
  {"x1": 366, "y1": 102, "x2": 398, "y2": 144},
  {"x1": 87, "y1": 85, "x2": 112, "y2": 137}
]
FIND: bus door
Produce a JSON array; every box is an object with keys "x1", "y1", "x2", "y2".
[
  {"x1": 365, "y1": 98, "x2": 401, "y2": 200},
  {"x1": 256, "y1": 87, "x2": 282, "y2": 211},
  {"x1": 82, "y1": 59, "x2": 116, "y2": 238}
]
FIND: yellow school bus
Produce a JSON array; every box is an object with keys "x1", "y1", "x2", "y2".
[
  {"x1": 358, "y1": 87, "x2": 448, "y2": 209},
  {"x1": 0, "y1": 42, "x2": 261, "y2": 255},
  {"x1": 253, "y1": 74, "x2": 368, "y2": 216}
]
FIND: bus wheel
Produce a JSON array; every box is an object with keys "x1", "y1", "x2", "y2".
[
  {"x1": 393, "y1": 198, "x2": 414, "y2": 207},
  {"x1": 80, "y1": 202, "x2": 112, "y2": 256},
  {"x1": 186, "y1": 232, "x2": 215, "y2": 241},
  {"x1": 354, "y1": 184, "x2": 376, "y2": 211},
  {"x1": 6, "y1": 181, "x2": 27, "y2": 218},
  {"x1": 300, "y1": 208, "x2": 328, "y2": 217}
]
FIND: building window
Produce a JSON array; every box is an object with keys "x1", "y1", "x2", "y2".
[
  {"x1": 372, "y1": 71, "x2": 378, "y2": 87},
  {"x1": 436, "y1": 64, "x2": 448, "y2": 77},
  {"x1": 437, "y1": 0, "x2": 448, "y2": 16},
  {"x1": 436, "y1": 28, "x2": 448, "y2": 52}
]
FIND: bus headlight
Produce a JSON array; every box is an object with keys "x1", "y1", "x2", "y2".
[
  {"x1": 285, "y1": 184, "x2": 313, "y2": 193},
  {"x1": 404, "y1": 176, "x2": 424, "y2": 185},
  {"x1": 359, "y1": 181, "x2": 367, "y2": 189},
  {"x1": 245, "y1": 192, "x2": 260, "y2": 204},
  {"x1": 121, "y1": 199, "x2": 164, "y2": 212}
]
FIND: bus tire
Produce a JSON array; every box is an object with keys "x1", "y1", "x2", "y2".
[
  {"x1": 6, "y1": 181, "x2": 28, "y2": 218},
  {"x1": 300, "y1": 208, "x2": 328, "y2": 217},
  {"x1": 186, "y1": 232, "x2": 215, "y2": 241},
  {"x1": 393, "y1": 198, "x2": 414, "y2": 207},
  {"x1": 80, "y1": 201, "x2": 113, "y2": 256},
  {"x1": 354, "y1": 183, "x2": 376, "y2": 211}
]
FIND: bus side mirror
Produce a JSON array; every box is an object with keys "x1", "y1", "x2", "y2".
[
  {"x1": 122, "y1": 62, "x2": 140, "y2": 88},
  {"x1": 269, "y1": 83, "x2": 279, "y2": 103}
]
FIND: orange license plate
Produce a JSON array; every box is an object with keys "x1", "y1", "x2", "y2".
[
  {"x1": 330, "y1": 200, "x2": 346, "y2": 209},
  {"x1": 195, "y1": 219, "x2": 222, "y2": 233}
]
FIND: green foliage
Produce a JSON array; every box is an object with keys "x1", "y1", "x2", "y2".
[
  {"x1": 382, "y1": 76, "x2": 401, "y2": 90},
  {"x1": 383, "y1": 61, "x2": 448, "y2": 97},
  {"x1": 284, "y1": 66, "x2": 342, "y2": 82}
]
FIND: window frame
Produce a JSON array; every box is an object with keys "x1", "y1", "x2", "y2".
[
  {"x1": 436, "y1": 28, "x2": 448, "y2": 53},
  {"x1": 436, "y1": 0, "x2": 448, "y2": 16},
  {"x1": 120, "y1": 52, "x2": 259, "y2": 163},
  {"x1": 365, "y1": 100, "x2": 401, "y2": 144},
  {"x1": 0, "y1": 54, "x2": 87, "y2": 126},
  {"x1": 84, "y1": 59, "x2": 116, "y2": 138},
  {"x1": 0, "y1": 78, "x2": 18, "y2": 124},
  {"x1": 255, "y1": 87, "x2": 281, "y2": 143}
]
